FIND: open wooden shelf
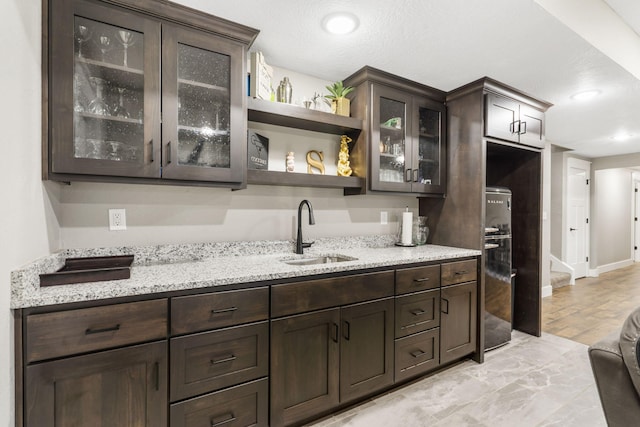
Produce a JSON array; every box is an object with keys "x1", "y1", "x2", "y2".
[{"x1": 247, "y1": 169, "x2": 364, "y2": 190}]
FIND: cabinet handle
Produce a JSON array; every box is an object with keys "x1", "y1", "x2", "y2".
[
  {"x1": 509, "y1": 120, "x2": 521, "y2": 134},
  {"x1": 149, "y1": 139, "x2": 154, "y2": 163},
  {"x1": 85, "y1": 324, "x2": 120, "y2": 335},
  {"x1": 454, "y1": 270, "x2": 468, "y2": 275},
  {"x1": 519, "y1": 121, "x2": 527, "y2": 135},
  {"x1": 410, "y1": 349, "x2": 426, "y2": 358},
  {"x1": 413, "y1": 169, "x2": 419, "y2": 183},
  {"x1": 411, "y1": 309, "x2": 426, "y2": 316},
  {"x1": 332, "y1": 323, "x2": 339, "y2": 343},
  {"x1": 343, "y1": 320, "x2": 351, "y2": 341},
  {"x1": 442, "y1": 298, "x2": 449, "y2": 314},
  {"x1": 211, "y1": 413, "x2": 236, "y2": 427},
  {"x1": 153, "y1": 361, "x2": 160, "y2": 391},
  {"x1": 211, "y1": 307, "x2": 237, "y2": 314},
  {"x1": 166, "y1": 141, "x2": 172, "y2": 164},
  {"x1": 413, "y1": 277, "x2": 430, "y2": 283},
  {"x1": 210, "y1": 354, "x2": 236, "y2": 365},
  {"x1": 405, "y1": 169, "x2": 412, "y2": 182}
]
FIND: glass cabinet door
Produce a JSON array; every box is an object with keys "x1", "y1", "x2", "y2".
[
  {"x1": 161, "y1": 25, "x2": 245, "y2": 183},
  {"x1": 371, "y1": 85, "x2": 412, "y2": 192},
  {"x1": 411, "y1": 99, "x2": 446, "y2": 194},
  {"x1": 50, "y1": 0, "x2": 161, "y2": 177}
]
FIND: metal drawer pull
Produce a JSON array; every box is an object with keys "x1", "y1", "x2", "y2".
[
  {"x1": 85, "y1": 324, "x2": 120, "y2": 335},
  {"x1": 149, "y1": 139, "x2": 154, "y2": 163},
  {"x1": 410, "y1": 350, "x2": 426, "y2": 358},
  {"x1": 411, "y1": 309, "x2": 426, "y2": 316},
  {"x1": 413, "y1": 277, "x2": 430, "y2": 283},
  {"x1": 166, "y1": 141, "x2": 171, "y2": 164},
  {"x1": 454, "y1": 270, "x2": 468, "y2": 275},
  {"x1": 442, "y1": 298, "x2": 449, "y2": 314},
  {"x1": 332, "y1": 323, "x2": 339, "y2": 343},
  {"x1": 210, "y1": 355, "x2": 236, "y2": 365},
  {"x1": 154, "y1": 361, "x2": 160, "y2": 391},
  {"x1": 211, "y1": 413, "x2": 236, "y2": 427},
  {"x1": 343, "y1": 320, "x2": 351, "y2": 341},
  {"x1": 211, "y1": 307, "x2": 238, "y2": 314}
]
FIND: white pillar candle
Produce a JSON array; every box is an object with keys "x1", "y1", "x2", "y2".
[{"x1": 401, "y1": 210, "x2": 413, "y2": 245}]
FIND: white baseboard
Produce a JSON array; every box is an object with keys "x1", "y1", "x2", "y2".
[
  {"x1": 594, "y1": 259, "x2": 634, "y2": 276},
  {"x1": 588, "y1": 269, "x2": 599, "y2": 277},
  {"x1": 542, "y1": 284, "x2": 552, "y2": 298}
]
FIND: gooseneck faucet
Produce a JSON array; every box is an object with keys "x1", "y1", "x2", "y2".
[{"x1": 296, "y1": 199, "x2": 315, "y2": 254}]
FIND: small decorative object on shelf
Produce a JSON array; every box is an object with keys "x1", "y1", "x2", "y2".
[
  {"x1": 337, "y1": 135, "x2": 353, "y2": 177},
  {"x1": 250, "y1": 51, "x2": 273, "y2": 100},
  {"x1": 382, "y1": 117, "x2": 402, "y2": 129},
  {"x1": 413, "y1": 216, "x2": 429, "y2": 245},
  {"x1": 325, "y1": 80, "x2": 354, "y2": 116},
  {"x1": 306, "y1": 150, "x2": 325, "y2": 174},
  {"x1": 277, "y1": 77, "x2": 293, "y2": 103},
  {"x1": 286, "y1": 151, "x2": 295, "y2": 172},
  {"x1": 248, "y1": 130, "x2": 269, "y2": 169}
]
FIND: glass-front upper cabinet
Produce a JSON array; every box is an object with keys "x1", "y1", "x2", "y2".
[
  {"x1": 370, "y1": 84, "x2": 446, "y2": 194},
  {"x1": 161, "y1": 25, "x2": 245, "y2": 183},
  {"x1": 48, "y1": 0, "x2": 251, "y2": 186},
  {"x1": 50, "y1": 0, "x2": 161, "y2": 178}
]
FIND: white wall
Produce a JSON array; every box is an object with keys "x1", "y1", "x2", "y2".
[
  {"x1": 1, "y1": 1, "x2": 61, "y2": 425},
  {"x1": 593, "y1": 168, "x2": 633, "y2": 268}
]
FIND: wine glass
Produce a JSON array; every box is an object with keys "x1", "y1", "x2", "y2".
[
  {"x1": 88, "y1": 77, "x2": 110, "y2": 116},
  {"x1": 75, "y1": 25, "x2": 92, "y2": 58},
  {"x1": 116, "y1": 30, "x2": 135, "y2": 68},
  {"x1": 73, "y1": 75, "x2": 85, "y2": 113},
  {"x1": 113, "y1": 87, "x2": 129, "y2": 118},
  {"x1": 97, "y1": 35, "x2": 112, "y2": 62}
]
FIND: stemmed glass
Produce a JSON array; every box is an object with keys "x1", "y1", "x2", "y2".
[
  {"x1": 97, "y1": 35, "x2": 112, "y2": 62},
  {"x1": 116, "y1": 30, "x2": 135, "y2": 68},
  {"x1": 88, "y1": 77, "x2": 110, "y2": 116},
  {"x1": 75, "y1": 25, "x2": 92, "y2": 58},
  {"x1": 113, "y1": 87, "x2": 129, "y2": 118}
]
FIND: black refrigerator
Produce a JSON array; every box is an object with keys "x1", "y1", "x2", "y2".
[{"x1": 484, "y1": 187, "x2": 513, "y2": 351}]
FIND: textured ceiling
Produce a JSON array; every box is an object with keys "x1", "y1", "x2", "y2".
[{"x1": 177, "y1": 0, "x2": 640, "y2": 160}]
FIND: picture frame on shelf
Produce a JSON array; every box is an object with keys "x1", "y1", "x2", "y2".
[{"x1": 248, "y1": 130, "x2": 269, "y2": 170}]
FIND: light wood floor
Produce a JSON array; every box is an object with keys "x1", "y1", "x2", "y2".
[{"x1": 542, "y1": 262, "x2": 640, "y2": 346}]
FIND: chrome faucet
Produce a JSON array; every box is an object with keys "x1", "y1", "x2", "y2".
[{"x1": 296, "y1": 199, "x2": 315, "y2": 254}]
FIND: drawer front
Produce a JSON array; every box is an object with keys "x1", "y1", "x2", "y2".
[
  {"x1": 395, "y1": 290, "x2": 440, "y2": 338},
  {"x1": 441, "y1": 259, "x2": 477, "y2": 286},
  {"x1": 170, "y1": 321, "x2": 268, "y2": 402},
  {"x1": 171, "y1": 287, "x2": 269, "y2": 335},
  {"x1": 271, "y1": 271, "x2": 395, "y2": 318},
  {"x1": 395, "y1": 264, "x2": 440, "y2": 294},
  {"x1": 26, "y1": 299, "x2": 167, "y2": 363},
  {"x1": 395, "y1": 328, "x2": 440, "y2": 383},
  {"x1": 170, "y1": 378, "x2": 268, "y2": 427}
]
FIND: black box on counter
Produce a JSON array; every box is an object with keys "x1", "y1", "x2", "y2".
[{"x1": 248, "y1": 130, "x2": 269, "y2": 169}]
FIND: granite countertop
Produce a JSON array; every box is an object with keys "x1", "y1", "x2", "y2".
[{"x1": 11, "y1": 235, "x2": 481, "y2": 309}]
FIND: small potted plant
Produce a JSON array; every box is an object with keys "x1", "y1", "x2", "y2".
[{"x1": 325, "y1": 81, "x2": 354, "y2": 117}]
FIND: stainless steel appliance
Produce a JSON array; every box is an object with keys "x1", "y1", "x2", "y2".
[{"x1": 484, "y1": 187, "x2": 513, "y2": 351}]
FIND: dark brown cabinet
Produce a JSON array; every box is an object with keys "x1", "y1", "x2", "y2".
[
  {"x1": 485, "y1": 92, "x2": 545, "y2": 149},
  {"x1": 344, "y1": 66, "x2": 447, "y2": 195},
  {"x1": 46, "y1": 0, "x2": 257, "y2": 187},
  {"x1": 440, "y1": 281, "x2": 478, "y2": 365},
  {"x1": 25, "y1": 341, "x2": 167, "y2": 426}
]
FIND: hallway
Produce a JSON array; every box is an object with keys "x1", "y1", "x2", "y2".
[{"x1": 542, "y1": 262, "x2": 640, "y2": 345}]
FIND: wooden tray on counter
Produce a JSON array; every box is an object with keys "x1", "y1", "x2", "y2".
[{"x1": 39, "y1": 255, "x2": 134, "y2": 287}]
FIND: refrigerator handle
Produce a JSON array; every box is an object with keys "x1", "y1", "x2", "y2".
[
  {"x1": 507, "y1": 197, "x2": 511, "y2": 210},
  {"x1": 484, "y1": 243, "x2": 500, "y2": 250}
]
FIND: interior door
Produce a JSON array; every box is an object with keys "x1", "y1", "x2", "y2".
[{"x1": 566, "y1": 158, "x2": 590, "y2": 278}]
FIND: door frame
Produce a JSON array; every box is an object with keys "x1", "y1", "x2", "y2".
[
  {"x1": 563, "y1": 157, "x2": 591, "y2": 277},
  {"x1": 634, "y1": 177, "x2": 640, "y2": 262}
]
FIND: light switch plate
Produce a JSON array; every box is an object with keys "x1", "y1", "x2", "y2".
[{"x1": 380, "y1": 211, "x2": 388, "y2": 225}]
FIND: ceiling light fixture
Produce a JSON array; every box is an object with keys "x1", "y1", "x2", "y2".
[
  {"x1": 322, "y1": 12, "x2": 359, "y2": 35},
  {"x1": 610, "y1": 133, "x2": 633, "y2": 141},
  {"x1": 570, "y1": 90, "x2": 601, "y2": 101}
]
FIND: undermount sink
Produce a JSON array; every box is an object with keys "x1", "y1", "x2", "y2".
[{"x1": 281, "y1": 255, "x2": 357, "y2": 266}]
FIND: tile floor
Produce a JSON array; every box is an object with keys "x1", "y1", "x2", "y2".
[{"x1": 308, "y1": 331, "x2": 606, "y2": 427}]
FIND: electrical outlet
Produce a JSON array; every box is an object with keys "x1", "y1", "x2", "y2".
[
  {"x1": 380, "y1": 211, "x2": 388, "y2": 225},
  {"x1": 109, "y1": 209, "x2": 127, "y2": 231}
]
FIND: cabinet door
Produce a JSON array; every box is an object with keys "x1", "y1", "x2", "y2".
[
  {"x1": 518, "y1": 104, "x2": 545, "y2": 148},
  {"x1": 161, "y1": 24, "x2": 245, "y2": 184},
  {"x1": 340, "y1": 298, "x2": 394, "y2": 403},
  {"x1": 410, "y1": 97, "x2": 446, "y2": 194},
  {"x1": 440, "y1": 282, "x2": 477, "y2": 364},
  {"x1": 484, "y1": 93, "x2": 519, "y2": 143},
  {"x1": 25, "y1": 341, "x2": 167, "y2": 427},
  {"x1": 50, "y1": 0, "x2": 161, "y2": 178},
  {"x1": 271, "y1": 308, "x2": 340, "y2": 427},
  {"x1": 370, "y1": 84, "x2": 413, "y2": 192}
]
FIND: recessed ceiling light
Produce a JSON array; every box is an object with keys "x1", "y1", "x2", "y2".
[
  {"x1": 570, "y1": 90, "x2": 601, "y2": 101},
  {"x1": 610, "y1": 133, "x2": 633, "y2": 141},
  {"x1": 322, "y1": 12, "x2": 359, "y2": 35}
]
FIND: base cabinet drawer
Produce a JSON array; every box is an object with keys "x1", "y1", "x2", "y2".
[
  {"x1": 170, "y1": 321, "x2": 269, "y2": 401},
  {"x1": 441, "y1": 259, "x2": 477, "y2": 286},
  {"x1": 170, "y1": 378, "x2": 268, "y2": 427},
  {"x1": 395, "y1": 264, "x2": 440, "y2": 294},
  {"x1": 395, "y1": 289, "x2": 440, "y2": 338},
  {"x1": 395, "y1": 329, "x2": 440, "y2": 382}
]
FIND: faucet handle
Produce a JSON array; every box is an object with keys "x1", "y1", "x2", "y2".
[{"x1": 302, "y1": 241, "x2": 315, "y2": 249}]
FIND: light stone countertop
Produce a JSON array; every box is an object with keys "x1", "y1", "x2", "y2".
[{"x1": 11, "y1": 235, "x2": 481, "y2": 309}]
